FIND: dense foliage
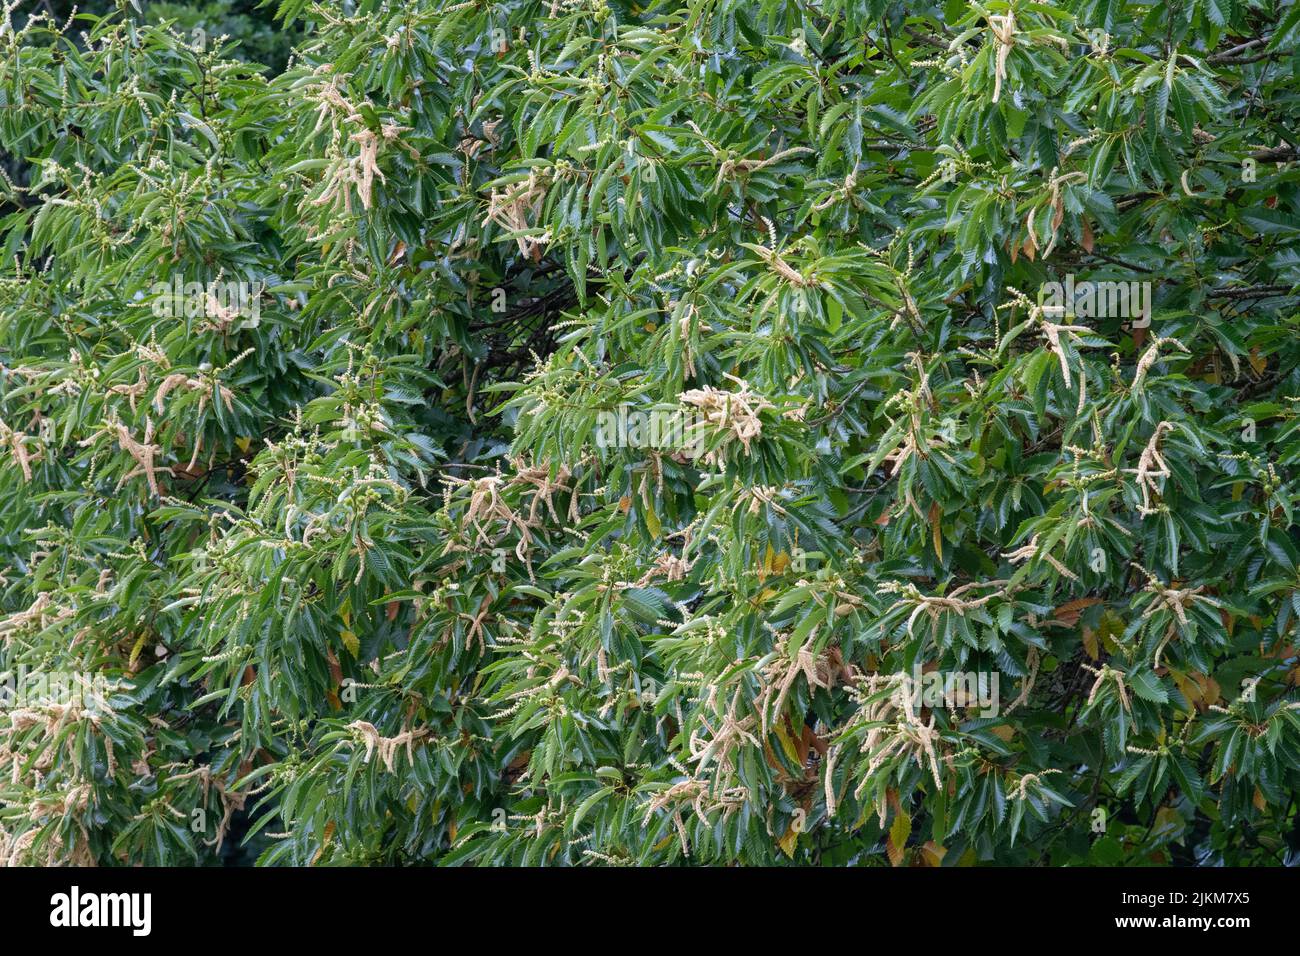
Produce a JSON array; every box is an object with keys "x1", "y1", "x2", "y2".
[{"x1": 1, "y1": 0, "x2": 1299, "y2": 867}]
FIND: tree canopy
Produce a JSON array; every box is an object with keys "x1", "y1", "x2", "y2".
[{"x1": 1, "y1": 0, "x2": 1299, "y2": 866}]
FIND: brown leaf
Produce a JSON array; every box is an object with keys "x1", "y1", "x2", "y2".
[
  {"x1": 1054, "y1": 597, "x2": 1102, "y2": 627},
  {"x1": 928, "y1": 501, "x2": 943, "y2": 562},
  {"x1": 802, "y1": 722, "x2": 828, "y2": 757},
  {"x1": 507, "y1": 750, "x2": 531, "y2": 771},
  {"x1": 311, "y1": 821, "x2": 336, "y2": 865}
]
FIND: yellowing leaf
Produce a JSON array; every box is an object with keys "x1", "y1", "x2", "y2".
[
  {"x1": 340, "y1": 629, "x2": 360, "y2": 658},
  {"x1": 1171, "y1": 669, "x2": 1220, "y2": 710},
  {"x1": 1248, "y1": 346, "x2": 1267, "y2": 375},
  {"x1": 1153, "y1": 805, "x2": 1184, "y2": 838},
  {"x1": 778, "y1": 825, "x2": 799, "y2": 858},
  {"x1": 773, "y1": 722, "x2": 802, "y2": 765},
  {"x1": 1082, "y1": 627, "x2": 1100, "y2": 661},
  {"x1": 128, "y1": 632, "x2": 150, "y2": 670},
  {"x1": 887, "y1": 810, "x2": 911, "y2": 867},
  {"x1": 919, "y1": 841, "x2": 947, "y2": 866},
  {"x1": 643, "y1": 498, "x2": 661, "y2": 539}
]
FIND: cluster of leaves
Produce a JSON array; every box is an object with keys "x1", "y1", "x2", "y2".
[{"x1": 1, "y1": 0, "x2": 1299, "y2": 867}]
